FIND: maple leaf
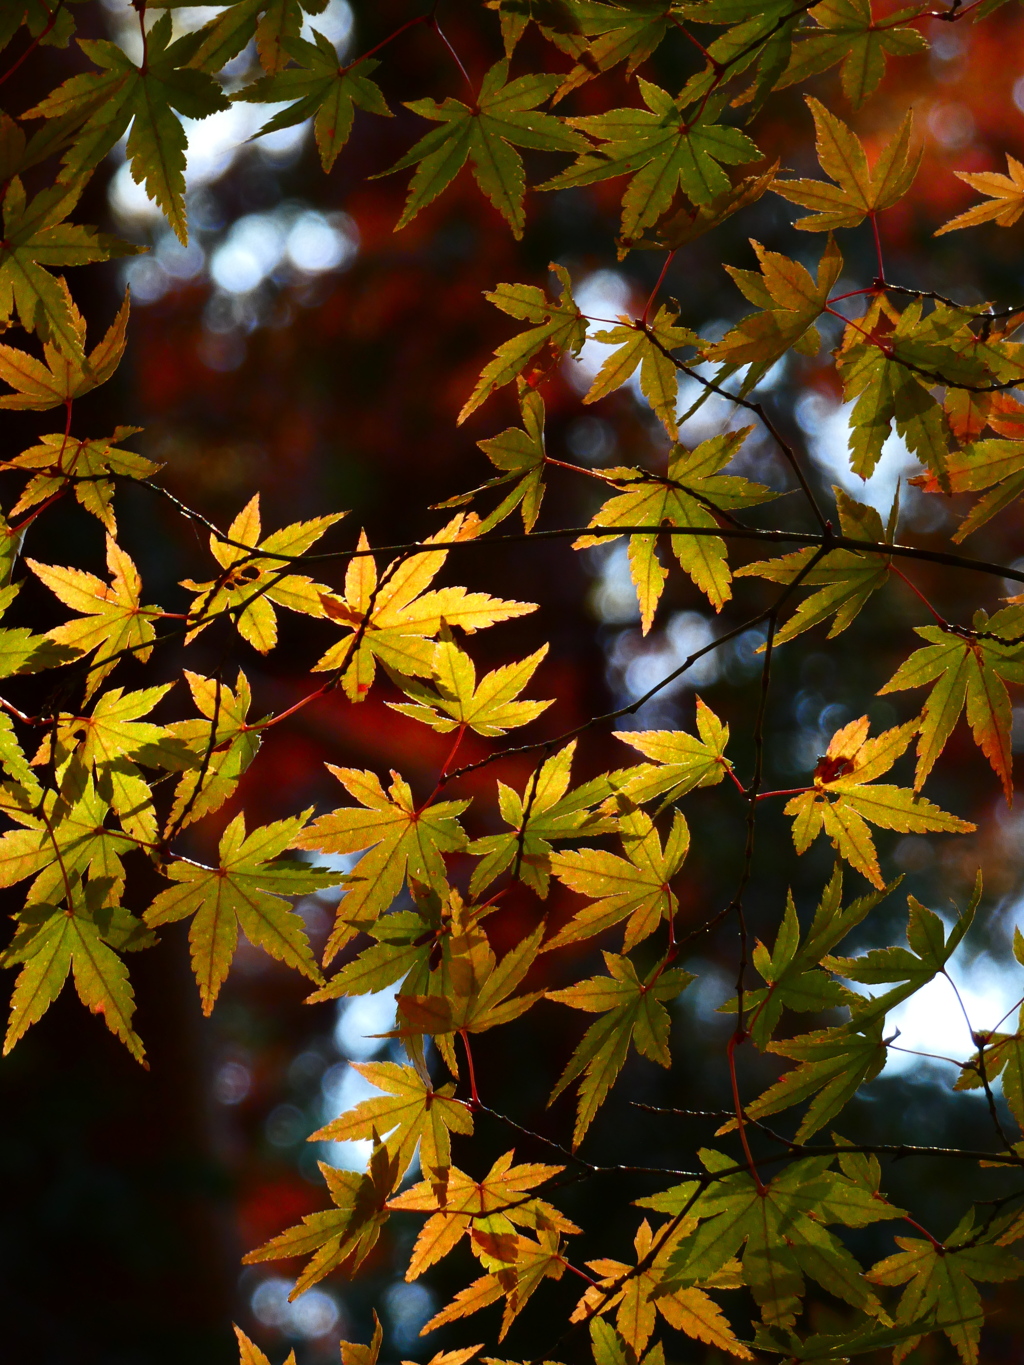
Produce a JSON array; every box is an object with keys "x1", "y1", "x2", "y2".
[
  {"x1": 243, "y1": 1138, "x2": 399, "y2": 1296},
  {"x1": 627, "y1": 162, "x2": 779, "y2": 255},
  {"x1": 310, "y1": 1060, "x2": 473, "y2": 1179},
  {"x1": 0, "y1": 776, "x2": 134, "y2": 907},
  {"x1": 0, "y1": 177, "x2": 137, "y2": 362},
  {"x1": 467, "y1": 740, "x2": 622, "y2": 898},
  {"x1": 867, "y1": 1209, "x2": 1024, "y2": 1365},
  {"x1": 660, "y1": 1151, "x2": 899, "y2": 1327},
  {"x1": 540, "y1": 81, "x2": 761, "y2": 241},
  {"x1": 936, "y1": 154, "x2": 1024, "y2": 236},
  {"x1": 460, "y1": 264, "x2": 586, "y2": 422},
  {"x1": 704, "y1": 235, "x2": 842, "y2": 374},
  {"x1": 824, "y1": 880, "x2": 980, "y2": 1030},
  {"x1": 419, "y1": 1225, "x2": 567, "y2": 1340},
  {"x1": 0, "y1": 580, "x2": 78, "y2": 680},
  {"x1": 394, "y1": 917, "x2": 545, "y2": 1049},
  {"x1": 388, "y1": 638, "x2": 552, "y2": 737},
  {"x1": 752, "y1": 1318, "x2": 956, "y2": 1362},
  {"x1": 833, "y1": 294, "x2": 983, "y2": 481},
  {"x1": 24, "y1": 12, "x2": 230, "y2": 242},
  {"x1": 485, "y1": 0, "x2": 587, "y2": 59},
  {"x1": 39, "y1": 682, "x2": 182, "y2": 843},
  {"x1": 546, "y1": 805, "x2": 689, "y2": 953},
  {"x1": 314, "y1": 516, "x2": 536, "y2": 700},
  {"x1": 773, "y1": 98, "x2": 921, "y2": 231},
  {"x1": 237, "y1": 37, "x2": 391, "y2": 172},
  {"x1": 382, "y1": 59, "x2": 586, "y2": 239},
  {"x1": 2, "y1": 884, "x2": 150, "y2": 1062},
  {"x1": 551, "y1": 2, "x2": 678, "y2": 100},
  {"x1": 879, "y1": 605, "x2": 1024, "y2": 801},
  {"x1": 145, "y1": 811, "x2": 336, "y2": 1014},
  {"x1": 778, "y1": 0, "x2": 928, "y2": 108},
  {"x1": 4, "y1": 425, "x2": 159, "y2": 535},
  {"x1": 27, "y1": 534, "x2": 161, "y2": 699},
  {"x1": 163, "y1": 670, "x2": 261, "y2": 832},
  {"x1": 233, "y1": 1325, "x2": 296, "y2": 1365},
  {"x1": 574, "y1": 428, "x2": 775, "y2": 629},
  {"x1": 0, "y1": 283, "x2": 129, "y2": 410},
  {"x1": 783, "y1": 715, "x2": 975, "y2": 889},
  {"x1": 572, "y1": 1217, "x2": 752, "y2": 1359},
  {"x1": 581, "y1": 305, "x2": 696, "y2": 439},
  {"x1": 610, "y1": 696, "x2": 732, "y2": 807},
  {"x1": 547, "y1": 952, "x2": 694, "y2": 1147},
  {"x1": 718, "y1": 867, "x2": 894, "y2": 1048},
  {"x1": 911, "y1": 435, "x2": 1024, "y2": 542},
  {"x1": 181, "y1": 494, "x2": 345, "y2": 653},
  {"x1": 741, "y1": 1020, "x2": 888, "y2": 1139},
  {"x1": 438, "y1": 385, "x2": 548, "y2": 532},
  {"x1": 737, "y1": 488, "x2": 893, "y2": 645},
  {"x1": 291, "y1": 765, "x2": 469, "y2": 961},
  {"x1": 388, "y1": 1150, "x2": 576, "y2": 1280}
]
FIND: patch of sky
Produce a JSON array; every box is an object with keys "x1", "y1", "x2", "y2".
[{"x1": 795, "y1": 391, "x2": 917, "y2": 515}]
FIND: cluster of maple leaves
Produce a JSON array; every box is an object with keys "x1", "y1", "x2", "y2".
[{"x1": 7, "y1": 0, "x2": 1024, "y2": 1363}]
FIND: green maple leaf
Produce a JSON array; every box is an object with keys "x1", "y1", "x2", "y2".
[
  {"x1": 719, "y1": 866, "x2": 895, "y2": 1048},
  {"x1": 460, "y1": 264, "x2": 586, "y2": 422},
  {"x1": 438, "y1": 385, "x2": 548, "y2": 532},
  {"x1": 753, "y1": 1317, "x2": 946, "y2": 1361},
  {"x1": 0, "y1": 2, "x2": 85, "y2": 54},
  {"x1": 611, "y1": 696, "x2": 732, "y2": 807},
  {"x1": 2, "y1": 892, "x2": 147, "y2": 1062},
  {"x1": 659, "y1": 1152, "x2": 900, "y2": 1325},
  {"x1": 824, "y1": 879, "x2": 980, "y2": 1027},
  {"x1": 784, "y1": 715, "x2": 974, "y2": 888},
  {"x1": 705, "y1": 234, "x2": 842, "y2": 376},
  {"x1": 145, "y1": 811, "x2": 336, "y2": 1014},
  {"x1": 779, "y1": 0, "x2": 928, "y2": 108},
  {"x1": 541, "y1": 80, "x2": 761, "y2": 241},
  {"x1": 677, "y1": 0, "x2": 807, "y2": 118},
  {"x1": 547, "y1": 952, "x2": 694, "y2": 1147},
  {"x1": 0, "y1": 177, "x2": 137, "y2": 361},
  {"x1": 879, "y1": 604, "x2": 1024, "y2": 800},
  {"x1": 581, "y1": 305, "x2": 696, "y2": 439},
  {"x1": 0, "y1": 283, "x2": 129, "y2": 410},
  {"x1": 0, "y1": 581, "x2": 78, "y2": 680},
  {"x1": 183, "y1": 0, "x2": 334, "y2": 77},
  {"x1": 4, "y1": 424, "x2": 159, "y2": 536},
  {"x1": 774, "y1": 98, "x2": 921, "y2": 230},
  {"x1": 389, "y1": 638, "x2": 552, "y2": 737},
  {"x1": 485, "y1": 0, "x2": 587, "y2": 58},
  {"x1": 553, "y1": 2, "x2": 679, "y2": 101},
  {"x1": 546, "y1": 804, "x2": 689, "y2": 953},
  {"x1": 310, "y1": 1060, "x2": 473, "y2": 1180},
  {"x1": 181, "y1": 493, "x2": 345, "y2": 653},
  {"x1": 292, "y1": 765, "x2": 469, "y2": 961},
  {"x1": 27, "y1": 534, "x2": 160, "y2": 699},
  {"x1": 575, "y1": 428, "x2": 775, "y2": 629},
  {"x1": 243, "y1": 1138, "x2": 399, "y2": 1296},
  {"x1": 163, "y1": 669, "x2": 261, "y2": 833},
  {"x1": 467, "y1": 740, "x2": 623, "y2": 897},
  {"x1": 835, "y1": 295, "x2": 967, "y2": 481},
  {"x1": 737, "y1": 488, "x2": 893, "y2": 645},
  {"x1": 382, "y1": 58, "x2": 586, "y2": 239},
  {"x1": 24, "y1": 12, "x2": 230, "y2": 242},
  {"x1": 868, "y1": 1210, "x2": 1024, "y2": 1365},
  {"x1": 315, "y1": 518, "x2": 537, "y2": 699},
  {"x1": 236, "y1": 37, "x2": 391, "y2": 172}
]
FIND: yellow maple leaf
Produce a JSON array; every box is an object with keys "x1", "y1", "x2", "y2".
[{"x1": 935, "y1": 155, "x2": 1024, "y2": 235}]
